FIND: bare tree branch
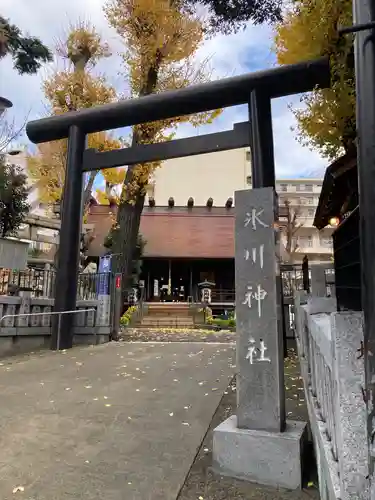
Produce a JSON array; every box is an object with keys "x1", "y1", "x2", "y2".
[
  {"x1": 0, "y1": 112, "x2": 28, "y2": 153},
  {"x1": 280, "y1": 198, "x2": 303, "y2": 263}
]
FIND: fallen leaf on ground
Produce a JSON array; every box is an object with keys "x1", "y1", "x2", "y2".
[{"x1": 12, "y1": 486, "x2": 24, "y2": 493}]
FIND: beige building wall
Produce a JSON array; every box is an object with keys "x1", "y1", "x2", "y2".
[
  {"x1": 150, "y1": 148, "x2": 250, "y2": 206},
  {"x1": 4, "y1": 150, "x2": 55, "y2": 253}
]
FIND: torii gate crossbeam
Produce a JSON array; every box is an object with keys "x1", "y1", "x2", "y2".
[{"x1": 26, "y1": 57, "x2": 330, "y2": 350}]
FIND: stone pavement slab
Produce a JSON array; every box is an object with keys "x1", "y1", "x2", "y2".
[{"x1": 0, "y1": 341, "x2": 235, "y2": 500}]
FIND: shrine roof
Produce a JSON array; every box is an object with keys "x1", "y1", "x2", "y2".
[{"x1": 87, "y1": 205, "x2": 235, "y2": 259}]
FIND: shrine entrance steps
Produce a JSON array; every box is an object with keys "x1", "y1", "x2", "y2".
[{"x1": 140, "y1": 302, "x2": 196, "y2": 328}]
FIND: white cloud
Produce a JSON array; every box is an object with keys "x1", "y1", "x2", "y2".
[{"x1": 0, "y1": 1, "x2": 328, "y2": 178}]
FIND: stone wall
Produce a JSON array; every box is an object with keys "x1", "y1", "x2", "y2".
[
  {"x1": 0, "y1": 238, "x2": 29, "y2": 269},
  {"x1": 294, "y1": 295, "x2": 369, "y2": 500},
  {"x1": 0, "y1": 295, "x2": 111, "y2": 357}
]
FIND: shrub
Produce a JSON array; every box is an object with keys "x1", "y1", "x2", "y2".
[
  {"x1": 120, "y1": 305, "x2": 138, "y2": 327},
  {"x1": 0, "y1": 159, "x2": 30, "y2": 237},
  {"x1": 210, "y1": 318, "x2": 236, "y2": 329}
]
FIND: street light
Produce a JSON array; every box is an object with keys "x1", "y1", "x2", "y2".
[
  {"x1": 329, "y1": 216, "x2": 340, "y2": 227},
  {"x1": 0, "y1": 96, "x2": 13, "y2": 118}
]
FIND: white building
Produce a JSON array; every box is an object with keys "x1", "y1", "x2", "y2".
[
  {"x1": 148, "y1": 147, "x2": 333, "y2": 263},
  {"x1": 4, "y1": 150, "x2": 57, "y2": 253}
]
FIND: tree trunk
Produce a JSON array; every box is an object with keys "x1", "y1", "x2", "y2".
[
  {"x1": 83, "y1": 171, "x2": 97, "y2": 208},
  {"x1": 112, "y1": 185, "x2": 145, "y2": 305},
  {"x1": 111, "y1": 52, "x2": 162, "y2": 305}
]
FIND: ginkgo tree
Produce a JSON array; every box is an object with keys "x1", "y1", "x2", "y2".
[
  {"x1": 103, "y1": 0, "x2": 222, "y2": 294},
  {"x1": 274, "y1": 0, "x2": 355, "y2": 160},
  {"x1": 27, "y1": 23, "x2": 124, "y2": 211}
]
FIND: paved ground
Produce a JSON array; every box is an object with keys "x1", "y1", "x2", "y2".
[
  {"x1": 0, "y1": 341, "x2": 235, "y2": 500},
  {"x1": 0, "y1": 330, "x2": 319, "y2": 500},
  {"x1": 125, "y1": 330, "x2": 319, "y2": 499}
]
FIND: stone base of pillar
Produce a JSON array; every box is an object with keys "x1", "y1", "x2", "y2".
[{"x1": 212, "y1": 415, "x2": 307, "y2": 490}]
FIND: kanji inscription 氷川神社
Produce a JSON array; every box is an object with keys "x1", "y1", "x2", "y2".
[{"x1": 234, "y1": 188, "x2": 285, "y2": 432}]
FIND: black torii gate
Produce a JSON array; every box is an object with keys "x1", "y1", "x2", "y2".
[{"x1": 26, "y1": 57, "x2": 330, "y2": 350}]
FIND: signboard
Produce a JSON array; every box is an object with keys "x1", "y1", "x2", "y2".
[
  {"x1": 97, "y1": 256, "x2": 111, "y2": 296},
  {"x1": 115, "y1": 275, "x2": 121, "y2": 289}
]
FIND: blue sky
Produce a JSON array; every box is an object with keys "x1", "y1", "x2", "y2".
[{"x1": 0, "y1": 0, "x2": 328, "y2": 189}]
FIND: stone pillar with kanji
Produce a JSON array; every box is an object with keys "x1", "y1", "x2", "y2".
[
  {"x1": 212, "y1": 187, "x2": 306, "y2": 490},
  {"x1": 235, "y1": 187, "x2": 285, "y2": 432}
]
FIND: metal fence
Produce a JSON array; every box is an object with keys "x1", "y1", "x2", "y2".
[
  {"x1": 0, "y1": 269, "x2": 112, "y2": 301},
  {"x1": 281, "y1": 265, "x2": 305, "y2": 298},
  {"x1": 324, "y1": 268, "x2": 336, "y2": 298},
  {"x1": 0, "y1": 268, "x2": 54, "y2": 296},
  {"x1": 332, "y1": 206, "x2": 361, "y2": 311}
]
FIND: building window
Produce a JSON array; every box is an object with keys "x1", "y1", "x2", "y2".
[
  {"x1": 246, "y1": 175, "x2": 252, "y2": 185},
  {"x1": 299, "y1": 235, "x2": 313, "y2": 247},
  {"x1": 307, "y1": 208, "x2": 315, "y2": 217},
  {"x1": 296, "y1": 184, "x2": 304, "y2": 191},
  {"x1": 316, "y1": 184, "x2": 322, "y2": 189},
  {"x1": 279, "y1": 183, "x2": 288, "y2": 192},
  {"x1": 320, "y1": 236, "x2": 333, "y2": 247},
  {"x1": 246, "y1": 151, "x2": 251, "y2": 162},
  {"x1": 305, "y1": 184, "x2": 313, "y2": 192},
  {"x1": 307, "y1": 197, "x2": 314, "y2": 204}
]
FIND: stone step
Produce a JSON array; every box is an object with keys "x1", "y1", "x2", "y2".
[
  {"x1": 146, "y1": 309, "x2": 192, "y2": 317},
  {"x1": 148, "y1": 304, "x2": 190, "y2": 310},
  {"x1": 147, "y1": 303, "x2": 190, "y2": 308},
  {"x1": 146, "y1": 312, "x2": 192, "y2": 318},
  {"x1": 139, "y1": 322, "x2": 196, "y2": 329},
  {"x1": 140, "y1": 317, "x2": 195, "y2": 327},
  {"x1": 141, "y1": 317, "x2": 194, "y2": 324}
]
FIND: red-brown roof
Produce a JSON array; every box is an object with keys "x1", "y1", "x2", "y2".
[{"x1": 87, "y1": 205, "x2": 235, "y2": 259}]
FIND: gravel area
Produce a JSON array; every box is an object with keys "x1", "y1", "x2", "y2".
[
  {"x1": 178, "y1": 348, "x2": 319, "y2": 500},
  {"x1": 122, "y1": 327, "x2": 236, "y2": 343}
]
